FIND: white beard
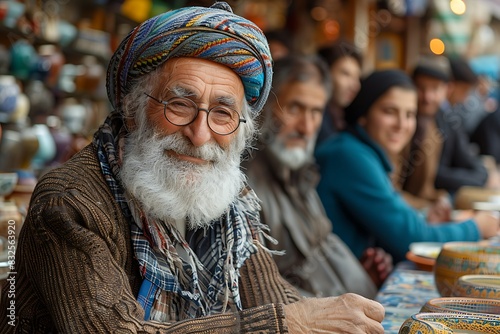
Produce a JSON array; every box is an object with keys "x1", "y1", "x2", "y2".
[
  {"x1": 120, "y1": 125, "x2": 246, "y2": 230},
  {"x1": 268, "y1": 133, "x2": 315, "y2": 170}
]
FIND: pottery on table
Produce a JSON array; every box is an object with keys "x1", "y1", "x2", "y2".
[
  {"x1": 9, "y1": 40, "x2": 37, "y2": 81},
  {"x1": 0, "y1": 0, "x2": 26, "y2": 28},
  {"x1": 31, "y1": 123, "x2": 56, "y2": 170},
  {"x1": 420, "y1": 297, "x2": 500, "y2": 315},
  {"x1": 0, "y1": 201, "x2": 22, "y2": 239},
  {"x1": 398, "y1": 312, "x2": 500, "y2": 334},
  {"x1": 0, "y1": 75, "x2": 20, "y2": 122},
  {"x1": 452, "y1": 275, "x2": 500, "y2": 299},
  {"x1": 434, "y1": 242, "x2": 500, "y2": 297},
  {"x1": 0, "y1": 172, "x2": 17, "y2": 200}
]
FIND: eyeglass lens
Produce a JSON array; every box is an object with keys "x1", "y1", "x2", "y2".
[{"x1": 165, "y1": 97, "x2": 241, "y2": 135}]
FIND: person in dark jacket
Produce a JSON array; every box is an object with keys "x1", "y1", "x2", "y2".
[
  {"x1": 434, "y1": 55, "x2": 489, "y2": 193},
  {"x1": 471, "y1": 102, "x2": 500, "y2": 164}
]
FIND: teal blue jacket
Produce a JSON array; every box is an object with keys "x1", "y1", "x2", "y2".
[{"x1": 315, "y1": 126, "x2": 480, "y2": 262}]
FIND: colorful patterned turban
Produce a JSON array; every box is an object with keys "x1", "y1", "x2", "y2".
[{"x1": 107, "y1": 2, "x2": 273, "y2": 116}]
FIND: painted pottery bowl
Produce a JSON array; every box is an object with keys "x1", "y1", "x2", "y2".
[
  {"x1": 434, "y1": 242, "x2": 500, "y2": 297},
  {"x1": 452, "y1": 275, "x2": 500, "y2": 299},
  {"x1": 398, "y1": 312, "x2": 500, "y2": 334},
  {"x1": 420, "y1": 297, "x2": 500, "y2": 315}
]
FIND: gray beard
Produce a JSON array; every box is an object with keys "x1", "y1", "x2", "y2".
[
  {"x1": 120, "y1": 126, "x2": 245, "y2": 231},
  {"x1": 268, "y1": 135, "x2": 315, "y2": 170}
]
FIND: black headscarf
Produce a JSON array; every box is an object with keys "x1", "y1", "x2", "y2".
[{"x1": 345, "y1": 69, "x2": 415, "y2": 125}]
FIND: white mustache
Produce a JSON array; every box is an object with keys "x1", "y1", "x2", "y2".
[{"x1": 153, "y1": 131, "x2": 229, "y2": 164}]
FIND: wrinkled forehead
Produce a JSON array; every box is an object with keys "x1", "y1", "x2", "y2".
[{"x1": 152, "y1": 58, "x2": 246, "y2": 105}]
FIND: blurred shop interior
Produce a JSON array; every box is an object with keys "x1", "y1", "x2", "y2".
[{"x1": 0, "y1": 0, "x2": 500, "y2": 214}]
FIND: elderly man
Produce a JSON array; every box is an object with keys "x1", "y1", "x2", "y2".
[
  {"x1": 243, "y1": 55, "x2": 392, "y2": 299},
  {"x1": 0, "y1": 3, "x2": 384, "y2": 334}
]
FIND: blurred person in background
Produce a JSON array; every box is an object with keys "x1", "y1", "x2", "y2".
[
  {"x1": 315, "y1": 69, "x2": 500, "y2": 263},
  {"x1": 471, "y1": 105, "x2": 500, "y2": 164},
  {"x1": 316, "y1": 40, "x2": 362, "y2": 145},
  {"x1": 394, "y1": 55, "x2": 455, "y2": 223},
  {"x1": 243, "y1": 55, "x2": 392, "y2": 299},
  {"x1": 400, "y1": 55, "x2": 498, "y2": 213},
  {"x1": 435, "y1": 55, "x2": 494, "y2": 193},
  {"x1": 264, "y1": 29, "x2": 292, "y2": 61}
]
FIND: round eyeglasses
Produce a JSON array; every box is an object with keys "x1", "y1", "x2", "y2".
[{"x1": 144, "y1": 93, "x2": 246, "y2": 135}]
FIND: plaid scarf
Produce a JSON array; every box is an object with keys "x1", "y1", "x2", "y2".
[{"x1": 93, "y1": 112, "x2": 264, "y2": 321}]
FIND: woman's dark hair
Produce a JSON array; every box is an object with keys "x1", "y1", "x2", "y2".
[{"x1": 345, "y1": 69, "x2": 416, "y2": 125}]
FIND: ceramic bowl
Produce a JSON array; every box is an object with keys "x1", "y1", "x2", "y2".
[
  {"x1": 406, "y1": 242, "x2": 444, "y2": 271},
  {"x1": 0, "y1": 172, "x2": 18, "y2": 198},
  {"x1": 434, "y1": 242, "x2": 500, "y2": 297},
  {"x1": 420, "y1": 297, "x2": 500, "y2": 315},
  {"x1": 452, "y1": 275, "x2": 500, "y2": 299},
  {"x1": 398, "y1": 312, "x2": 500, "y2": 334},
  {"x1": 406, "y1": 251, "x2": 436, "y2": 271}
]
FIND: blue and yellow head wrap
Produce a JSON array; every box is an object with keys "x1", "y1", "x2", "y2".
[{"x1": 107, "y1": 2, "x2": 273, "y2": 116}]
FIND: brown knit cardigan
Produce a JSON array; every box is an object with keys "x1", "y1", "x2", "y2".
[{"x1": 0, "y1": 144, "x2": 301, "y2": 333}]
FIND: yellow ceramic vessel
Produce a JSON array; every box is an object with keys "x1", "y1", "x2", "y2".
[
  {"x1": 434, "y1": 242, "x2": 500, "y2": 297},
  {"x1": 420, "y1": 297, "x2": 500, "y2": 315},
  {"x1": 453, "y1": 275, "x2": 500, "y2": 299}
]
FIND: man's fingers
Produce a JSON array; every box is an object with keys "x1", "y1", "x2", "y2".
[{"x1": 364, "y1": 301, "x2": 385, "y2": 322}]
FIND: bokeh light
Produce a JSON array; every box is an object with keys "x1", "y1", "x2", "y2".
[
  {"x1": 322, "y1": 19, "x2": 340, "y2": 41},
  {"x1": 450, "y1": 0, "x2": 466, "y2": 15},
  {"x1": 430, "y1": 38, "x2": 445, "y2": 55},
  {"x1": 311, "y1": 6, "x2": 328, "y2": 21}
]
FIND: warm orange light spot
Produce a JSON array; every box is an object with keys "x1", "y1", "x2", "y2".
[
  {"x1": 430, "y1": 38, "x2": 445, "y2": 55},
  {"x1": 323, "y1": 19, "x2": 340, "y2": 41}
]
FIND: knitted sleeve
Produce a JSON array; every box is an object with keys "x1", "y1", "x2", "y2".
[
  {"x1": 239, "y1": 241, "x2": 302, "y2": 307},
  {"x1": 15, "y1": 189, "x2": 289, "y2": 333}
]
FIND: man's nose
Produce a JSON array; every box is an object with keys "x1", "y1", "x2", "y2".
[
  {"x1": 297, "y1": 111, "x2": 318, "y2": 137},
  {"x1": 183, "y1": 111, "x2": 212, "y2": 147}
]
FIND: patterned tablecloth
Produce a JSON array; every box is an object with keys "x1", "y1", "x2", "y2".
[{"x1": 376, "y1": 262, "x2": 440, "y2": 334}]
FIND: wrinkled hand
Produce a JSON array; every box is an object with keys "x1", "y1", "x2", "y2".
[
  {"x1": 360, "y1": 247, "x2": 393, "y2": 288},
  {"x1": 427, "y1": 196, "x2": 452, "y2": 224},
  {"x1": 283, "y1": 293, "x2": 385, "y2": 334}
]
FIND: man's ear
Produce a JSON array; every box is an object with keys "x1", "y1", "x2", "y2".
[{"x1": 357, "y1": 116, "x2": 367, "y2": 127}]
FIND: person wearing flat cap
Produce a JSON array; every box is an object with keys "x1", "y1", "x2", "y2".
[
  {"x1": 315, "y1": 69, "x2": 500, "y2": 264},
  {"x1": 399, "y1": 55, "x2": 498, "y2": 212},
  {"x1": 0, "y1": 3, "x2": 385, "y2": 333}
]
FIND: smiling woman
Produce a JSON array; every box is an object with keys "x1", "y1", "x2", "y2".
[{"x1": 315, "y1": 69, "x2": 500, "y2": 263}]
